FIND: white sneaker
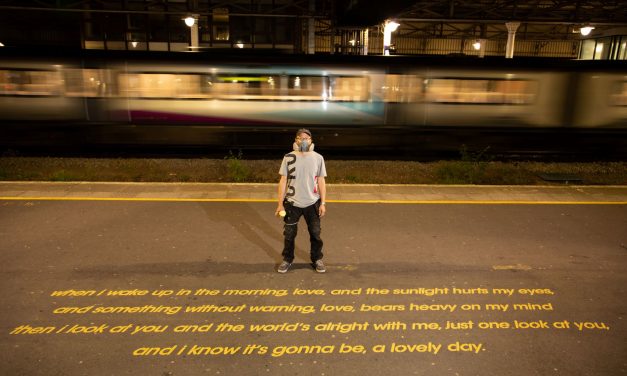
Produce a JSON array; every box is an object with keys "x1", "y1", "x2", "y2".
[
  {"x1": 277, "y1": 261, "x2": 291, "y2": 273},
  {"x1": 313, "y1": 260, "x2": 326, "y2": 273}
]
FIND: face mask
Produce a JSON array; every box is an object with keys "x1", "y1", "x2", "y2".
[
  {"x1": 299, "y1": 139, "x2": 310, "y2": 152},
  {"x1": 292, "y1": 139, "x2": 314, "y2": 152}
]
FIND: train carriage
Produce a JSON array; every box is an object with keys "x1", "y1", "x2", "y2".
[{"x1": 1, "y1": 48, "x2": 625, "y2": 156}]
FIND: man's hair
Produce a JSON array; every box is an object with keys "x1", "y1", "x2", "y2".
[{"x1": 296, "y1": 128, "x2": 312, "y2": 138}]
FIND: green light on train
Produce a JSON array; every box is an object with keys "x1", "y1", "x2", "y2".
[{"x1": 219, "y1": 76, "x2": 269, "y2": 82}]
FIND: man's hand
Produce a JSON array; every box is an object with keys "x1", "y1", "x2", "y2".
[
  {"x1": 275, "y1": 204, "x2": 285, "y2": 217},
  {"x1": 318, "y1": 203, "x2": 326, "y2": 217}
]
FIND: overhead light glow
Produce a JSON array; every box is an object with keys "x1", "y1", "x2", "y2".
[
  {"x1": 131, "y1": 41, "x2": 138, "y2": 48},
  {"x1": 383, "y1": 20, "x2": 400, "y2": 55},
  {"x1": 385, "y1": 21, "x2": 400, "y2": 33},
  {"x1": 580, "y1": 26, "x2": 594, "y2": 36},
  {"x1": 184, "y1": 17, "x2": 196, "y2": 27},
  {"x1": 472, "y1": 41, "x2": 481, "y2": 50}
]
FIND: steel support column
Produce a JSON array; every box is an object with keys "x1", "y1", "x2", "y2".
[{"x1": 505, "y1": 21, "x2": 520, "y2": 58}]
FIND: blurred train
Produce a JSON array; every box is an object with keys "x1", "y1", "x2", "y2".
[{"x1": 1, "y1": 48, "x2": 626, "y2": 157}]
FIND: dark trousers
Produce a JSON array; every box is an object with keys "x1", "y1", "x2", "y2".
[{"x1": 282, "y1": 200, "x2": 323, "y2": 263}]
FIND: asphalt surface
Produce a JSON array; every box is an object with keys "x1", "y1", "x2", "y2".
[{"x1": 1, "y1": 183, "x2": 626, "y2": 375}]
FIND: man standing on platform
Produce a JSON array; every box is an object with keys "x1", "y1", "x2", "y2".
[{"x1": 275, "y1": 128, "x2": 327, "y2": 273}]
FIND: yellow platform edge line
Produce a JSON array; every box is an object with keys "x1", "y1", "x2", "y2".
[{"x1": 1, "y1": 197, "x2": 626, "y2": 205}]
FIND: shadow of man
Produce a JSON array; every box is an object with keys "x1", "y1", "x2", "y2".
[{"x1": 200, "y1": 202, "x2": 310, "y2": 267}]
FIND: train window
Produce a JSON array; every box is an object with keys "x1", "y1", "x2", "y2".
[
  {"x1": 118, "y1": 73, "x2": 204, "y2": 98},
  {"x1": 0, "y1": 70, "x2": 63, "y2": 96},
  {"x1": 425, "y1": 78, "x2": 537, "y2": 104},
  {"x1": 261, "y1": 75, "x2": 280, "y2": 97},
  {"x1": 64, "y1": 69, "x2": 111, "y2": 97},
  {"x1": 329, "y1": 76, "x2": 369, "y2": 102},
  {"x1": 610, "y1": 82, "x2": 627, "y2": 106},
  {"x1": 288, "y1": 76, "x2": 328, "y2": 100},
  {"x1": 209, "y1": 75, "x2": 329, "y2": 100},
  {"x1": 210, "y1": 75, "x2": 278, "y2": 99},
  {"x1": 115, "y1": 73, "x2": 368, "y2": 101},
  {"x1": 376, "y1": 75, "x2": 422, "y2": 103}
]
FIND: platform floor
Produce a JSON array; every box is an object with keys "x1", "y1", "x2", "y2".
[{"x1": 1, "y1": 182, "x2": 626, "y2": 375}]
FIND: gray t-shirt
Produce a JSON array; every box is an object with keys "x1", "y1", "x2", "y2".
[{"x1": 279, "y1": 151, "x2": 327, "y2": 208}]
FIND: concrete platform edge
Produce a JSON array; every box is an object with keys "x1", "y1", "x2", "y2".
[{"x1": 1, "y1": 181, "x2": 626, "y2": 204}]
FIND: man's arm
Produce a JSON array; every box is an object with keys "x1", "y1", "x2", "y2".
[
  {"x1": 276, "y1": 175, "x2": 287, "y2": 216},
  {"x1": 318, "y1": 176, "x2": 326, "y2": 217}
]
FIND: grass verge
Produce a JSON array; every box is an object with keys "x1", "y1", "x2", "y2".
[{"x1": 1, "y1": 157, "x2": 626, "y2": 185}]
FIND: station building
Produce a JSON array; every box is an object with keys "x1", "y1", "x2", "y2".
[{"x1": 0, "y1": 1, "x2": 626, "y2": 59}]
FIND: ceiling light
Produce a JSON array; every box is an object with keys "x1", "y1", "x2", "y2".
[
  {"x1": 384, "y1": 21, "x2": 400, "y2": 33},
  {"x1": 580, "y1": 26, "x2": 595, "y2": 36},
  {"x1": 184, "y1": 16, "x2": 196, "y2": 27}
]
